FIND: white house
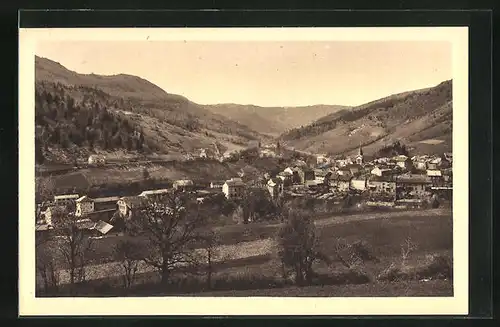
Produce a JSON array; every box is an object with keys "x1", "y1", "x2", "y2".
[
  {"x1": 371, "y1": 166, "x2": 392, "y2": 177},
  {"x1": 53, "y1": 194, "x2": 79, "y2": 206},
  {"x1": 350, "y1": 177, "x2": 367, "y2": 191},
  {"x1": 139, "y1": 189, "x2": 171, "y2": 197},
  {"x1": 88, "y1": 154, "x2": 106, "y2": 165},
  {"x1": 222, "y1": 178, "x2": 245, "y2": 200},
  {"x1": 426, "y1": 169, "x2": 442, "y2": 177},
  {"x1": 75, "y1": 196, "x2": 95, "y2": 217}
]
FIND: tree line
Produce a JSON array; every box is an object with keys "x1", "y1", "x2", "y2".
[{"x1": 35, "y1": 82, "x2": 154, "y2": 163}]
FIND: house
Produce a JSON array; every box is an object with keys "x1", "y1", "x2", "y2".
[
  {"x1": 330, "y1": 175, "x2": 352, "y2": 193},
  {"x1": 277, "y1": 171, "x2": 293, "y2": 186},
  {"x1": 75, "y1": 196, "x2": 94, "y2": 217},
  {"x1": 396, "y1": 174, "x2": 432, "y2": 197},
  {"x1": 426, "y1": 157, "x2": 441, "y2": 170},
  {"x1": 337, "y1": 167, "x2": 352, "y2": 176},
  {"x1": 314, "y1": 169, "x2": 330, "y2": 184},
  {"x1": 414, "y1": 160, "x2": 428, "y2": 171},
  {"x1": 316, "y1": 154, "x2": 330, "y2": 165},
  {"x1": 350, "y1": 177, "x2": 367, "y2": 191},
  {"x1": 393, "y1": 155, "x2": 413, "y2": 170},
  {"x1": 371, "y1": 166, "x2": 392, "y2": 177},
  {"x1": 222, "y1": 178, "x2": 245, "y2": 200},
  {"x1": 53, "y1": 194, "x2": 79, "y2": 206},
  {"x1": 210, "y1": 180, "x2": 226, "y2": 189},
  {"x1": 88, "y1": 154, "x2": 106, "y2": 165},
  {"x1": 367, "y1": 175, "x2": 397, "y2": 195},
  {"x1": 139, "y1": 189, "x2": 171, "y2": 198},
  {"x1": 173, "y1": 180, "x2": 195, "y2": 192},
  {"x1": 297, "y1": 167, "x2": 315, "y2": 185},
  {"x1": 199, "y1": 148, "x2": 207, "y2": 159},
  {"x1": 427, "y1": 169, "x2": 445, "y2": 187},
  {"x1": 93, "y1": 196, "x2": 120, "y2": 211},
  {"x1": 443, "y1": 152, "x2": 453, "y2": 163},
  {"x1": 345, "y1": 164, "x2": 362, "y2": 176},
  {"x1": 260, "y1": 149, "x2": 277, "y2": 158},
  {"x1": 117, "y1": 196, "x2": 147, "y2": 220},
  {"x1": 267, "y1": 178, "x2": 284, "y2": 199}
]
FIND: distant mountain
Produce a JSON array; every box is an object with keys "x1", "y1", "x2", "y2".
[
  {"x1": 35, "y1": 56, "x2": 268, "y2": 163},
  {"x1": 204, "y1": 103, "x2": 350, "y2": 137},
  {"x1": 279, "y1": 80, "x2": 453, "y2": 156}
]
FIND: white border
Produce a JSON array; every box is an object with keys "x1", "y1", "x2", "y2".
[{"x1": 19, "y1": 27, "x2": 469, "y2": 316}]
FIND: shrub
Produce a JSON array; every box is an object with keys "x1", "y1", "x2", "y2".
[{"x1": 415, "y1": 254, "x2": 453, "y2": 280}]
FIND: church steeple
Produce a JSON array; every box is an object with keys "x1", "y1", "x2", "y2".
[{"x1": 356, "y1": 144, "x2": 364, "y2": 165}]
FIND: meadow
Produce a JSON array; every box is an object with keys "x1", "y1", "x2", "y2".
[{"x1": 38, "y1": 208, "x2": 453, "y2": 297}]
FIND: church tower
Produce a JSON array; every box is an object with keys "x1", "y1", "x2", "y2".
[{"x1": 356, "y1": 145, "x2": 364, "y2": 165}]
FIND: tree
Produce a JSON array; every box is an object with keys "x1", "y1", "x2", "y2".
[
  {"x1": 35, "y1": 175, "x2": 56, "y2": 203},
  {"x1": 51, "y1": 205, "x2": 94, "y2": 294},
  {"x1": 36, "y1": 243, "x2": 60, "y2": 294},
  {"x1": 198, "y1": 229, "x2": 221, "y2": 290},
  {"x1": 129, "y1": 193, "x2": 209, "y2": 286},
  {"x1": 113, "y1": 240, "x2": 143, "y2": 289},
  {"x1": 276, "y1": 210, "x2": 325, "y2": 285}
]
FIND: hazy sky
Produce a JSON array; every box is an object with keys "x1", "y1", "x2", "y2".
[{"x1": 36, "y1": 41, "x2": 451, "y2": 107}]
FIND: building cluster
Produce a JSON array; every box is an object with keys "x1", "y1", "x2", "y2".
[{"x1": 36, "y1": 145, "x2": 452, "y2": 236}]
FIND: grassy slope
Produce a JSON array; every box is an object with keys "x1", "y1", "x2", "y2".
[
  {"x1": 35, "y1": 56, "x2": 267, "y2": 161},
  {"x1": 280, "y1": 80, "x2": 452, "y2": 156},
  {"x1": 205, "y1": 103, "x2": 351, "y2": 137}
]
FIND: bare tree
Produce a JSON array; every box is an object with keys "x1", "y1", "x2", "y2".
[
  {"x1": 276, "y1": 210, "x2": 326, "y2": 285},
  {"x1": 401, "y1": 236, "x2": 418, "y2": 267},
  {"x1": 36, "y1": 243, "x2": 60, "y2": 294},
  {"x1": 113, "y1": 240, "x2": 143, "y2": 289},
  {"x1": 198, "y1": 229, "x2": 222, "y2": 289},
  {"x1": 129, "y1": 193, "x2": 209, "y2": 286},
  {"x1": 51, "y1": 206, "x2": 94, "y2": 294}
]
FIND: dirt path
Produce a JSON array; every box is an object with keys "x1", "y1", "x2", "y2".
[{"x1": 51, "y1": 208, "x2": 451, "y2": 285}]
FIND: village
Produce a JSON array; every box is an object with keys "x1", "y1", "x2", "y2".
[{"x1": 35, "y1": 141, "x2": 453, "y2": 240}]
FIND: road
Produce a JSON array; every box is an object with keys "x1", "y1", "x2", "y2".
[{"x1": 47, "y1": 208, "x2": 451, "y2": 285}]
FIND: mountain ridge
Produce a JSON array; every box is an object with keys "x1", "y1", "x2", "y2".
[{"x1": 279, "y1": 80, "x2": 453, "y2": 156}]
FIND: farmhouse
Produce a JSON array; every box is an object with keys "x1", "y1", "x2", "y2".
[
  {"x1": 368, "y1": 175, "x2": 397, "y2": 194},
  {"x1": 350, "y1": 177, "x2": 367, "y2": 191},
  {"x1": 210, "y1": 180, "x2": 226, "y2": 189},
  {"x1": 297, "y1": 167, "x2": 315, "y2": 185},
  {"x1": 75, "y1": 196, "x2": 94, "y2": 217},
  {"x1": 277, "y1": 170, "x2": 293, "y2": 186},
  {"x1": 88, "y1": 154, "x2": 106, "y2": 165},
  {"x1": 53, "y1": 194, "x2": 79, "y2": 206},
  {"x1": 117, "y1": 196, "x2": 147, "y2": 220},
  {"x1": 370, "y1": 166, "x2": 392, "y2": 177},
  {"x1": 393, "y1": 155, "x2": 413, "y2": 170},
  {"x1": 222, "y1": 178, "x2": 245, "y2": 200},
  {"x1": 267, "y1": 178, "x2": 284, "y2": 199},
  {"x1": 396, "y1": 174, "x2": 432, "y2": 197},
  {"x1": 139, "y1": 189, "x2": 171, "y2": 199},
  {"x1": 93, "y1": 196, "x2": 120, "y2": 211},
  {"x1": 316, "y1": 154, "x2": 331, "y2": 165},
  {"x1": 330, "y1": 175, "x2": 352, "y2": 192},
  {"x1": 173, "y1": 180, "x2": 195, "y2": 192}
]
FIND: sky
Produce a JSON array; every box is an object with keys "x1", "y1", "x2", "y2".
[{"x1": 35, "y1": 41, "x2": 452, "y2": 107}]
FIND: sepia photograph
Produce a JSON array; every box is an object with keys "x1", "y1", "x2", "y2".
[{"x1": 19, "y1": 27, "x2": 468, "y2": 316}]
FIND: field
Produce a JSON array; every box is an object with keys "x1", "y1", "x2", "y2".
[{"x1": 37, "y1": 208, "x2": 453, "y2": 297}]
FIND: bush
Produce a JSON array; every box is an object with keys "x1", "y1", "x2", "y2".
[
  {"x1": 415, "y1": 254, "x2": 453, "y2": 280},
  {"x1": 377, "y1": 254, "x2": 453, "y2": 282}
]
